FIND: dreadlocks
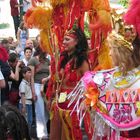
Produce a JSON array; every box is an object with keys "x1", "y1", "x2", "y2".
[{"x1": 0, "y1": 105, "x2": 31, "y2": 140}]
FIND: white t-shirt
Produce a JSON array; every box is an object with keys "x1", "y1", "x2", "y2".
[
  {"x1": 19, "y1": 79, "x2": 32, "y2": 104},
  {"x1": 23, "y1": 0, "x2": 31, "y2": 12},
  {"x1": 22, "y1": 58, "x2": 29, "y2": 66},
  {"x1": 0, "y1": 70, "x2": 4, "y2": 80}
]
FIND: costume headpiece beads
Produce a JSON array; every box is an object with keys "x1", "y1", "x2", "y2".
[{"x1": 64, "y1": 19, "x2": 79, "y2": 38}]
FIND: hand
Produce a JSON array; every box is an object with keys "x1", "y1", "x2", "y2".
[
  {"x1": 32, "y1": 90, "x2": 37, "y2": 101},
  {"x1": 46, "y1": 100, "x2": 52, "y2": 111},
  {"x1": 40, "y1": 84, "x2": 44, "y2": 97},
  {"x1": 16, "y1": 60, "x2": 23, "y2": 68},
  {"x1": 21, "y1": 106, "x2": 26, "y2": 115},
  {"x1": 41, "y1": 77, "x2": 48, "y2": 84},
  {"x1": 32, "y1": 94, "x2": 37, "y2": 101}
]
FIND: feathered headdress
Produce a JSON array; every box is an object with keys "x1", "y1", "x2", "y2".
[
  {"x1": 124, "y1": 0, "x2": 140, "y2": 37},
  {"x1": 107, "y1": 31, "x2": 132, "y2": 51}
]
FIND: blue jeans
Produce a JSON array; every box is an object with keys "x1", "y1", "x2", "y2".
[{"x1": 19, "y1": 103, "x2": 33, "y2": 128}]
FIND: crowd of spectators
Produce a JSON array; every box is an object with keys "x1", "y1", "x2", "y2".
[{"x1": 0, "y1": 35, "x2": 50, "y2": 140}]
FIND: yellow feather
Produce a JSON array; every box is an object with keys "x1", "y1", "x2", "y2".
[
  {"x1": 49, "y1": 0, "x2": 69, "y2": 7},
  {"x1": 98, "y1": 10, "x2": 111, "y2": 25},
  {"x1": 98, "y1": 40, "x2": 113, "y2": 70},
  {"x1": 40, "y1": 30, "x2": 53, "y2": 55},
  {"x1": 26, "y1": 7, "x2": 52, "y2": 30}
]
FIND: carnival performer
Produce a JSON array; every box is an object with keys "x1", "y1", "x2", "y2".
[
  {"x1": 47, "y1": 27, "x2": 93, "y2": 140},
  {"x1": 68, "y1": 31, "x2": 140, "y2": 139},
  {"x1": 120, "y1": 34, "x2": 140, "y2": 139},
  {"x1": 97, "y1": 32, "x2": 140, "y2": 139}
]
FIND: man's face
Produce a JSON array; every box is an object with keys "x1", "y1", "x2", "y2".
[
  {"x1": 24, "y1": 49, "x2": 32, "y2": 59},
  {"x1": 26, "y1": 40, "x2": 33, "y2": 48}
]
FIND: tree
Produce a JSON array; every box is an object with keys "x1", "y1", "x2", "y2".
[{"x1": 119, "y1": 0, "x2": 128, "y2": 8}]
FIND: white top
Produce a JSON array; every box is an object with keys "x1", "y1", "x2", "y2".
[
  {"x1": 19, "y1": 79, "x2": 32, "y2": 104},
  {"x1": 23, "y1": 0, "x2": 31, "y2": 12},
  {"x1": 22, "y1": 58, "x2": 29, "y2": 66},
  {"x1": 0, "y1": 70, "x2": 4, "y2": 80}
]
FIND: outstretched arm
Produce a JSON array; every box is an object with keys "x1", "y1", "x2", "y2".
[{"x1": 0, "y1": 70, "x2": 5, "y2": 88}]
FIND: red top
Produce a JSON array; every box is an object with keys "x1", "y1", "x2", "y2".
[
  {"x1": 0, "y1": 46, "x2": 9, "y2": 62},
  {"x1": 61, "y1": 59, "x2": 81, "y2": 92},
  {"x1": 10, "y1": 0, "x2": 19, "y2": 16}
]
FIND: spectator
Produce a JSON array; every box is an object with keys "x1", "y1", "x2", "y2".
[
  {"x1": 0, "y1": 105, "x2": 31, "y2": 140},
  {"x1": 8, "y1": 53, "x2": 24, "y2": 106},
  {"x1": 26, "y1": 39, "x2": 35, "y2": 54},
  {"x1": 19, "y1": 66, "x2": 33, "y2": 135},
  {"x1": 0, "y1": 46, "x2": 11, "y2": 105},
  {"x1": 1, "y1": 39, "x2": 10, "y2": 53},
  {"x1": 28, "y1": 47, "x2": 50, "y2": 139},
  {"x1": 0, "y1": 69, "x2": 5, "y2": 89},
  {"x1": 10, "y1": 0, "x2": 20, "y2": 38},
  {"x1": 8, "y1": 37, "x2": 18, "y2": 54},
  {"x1": 8, "y1": 37, "x2": 14, "y2": 45},
  {"x1": 23, "y1": 0, "x2": 32, "y2": 15},
  {"x1": 17, "y1": 21, "x2": 29, "y2": 58},
  {"x1": 22, "y1": 47, "x2": 33, "y2": 66},
  {"x1": 19, "y1": 39, "x2": 34, "y2": 60},
  {"x1": 26, "y1": 39, "x2": 34, "y2": 48}
]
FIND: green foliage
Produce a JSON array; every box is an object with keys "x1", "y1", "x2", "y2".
[
  {"x1": 84, "y1": 22, "x2": 91, "y2": 39},
  {"x1": 119, "y1": 0, "x2": 129, "y2": 8},
  {"x1": 0, "y1": 23, "x2": 10, "y2": 29}
]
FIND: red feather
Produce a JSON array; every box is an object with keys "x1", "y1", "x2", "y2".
[{"x1": 0, "y1": 45, "x2": 9, "y2": 62}]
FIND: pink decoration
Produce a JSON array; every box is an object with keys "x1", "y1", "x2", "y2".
[
  {"x1": 113, "y1": 106, "x2": 132, "y2": 124},
  {"x1": 82, "y1": 72, "x2": 95, "y2": 88},
  {"x1": 124, "y1": 0, "x2": 140, "y2": 37}
]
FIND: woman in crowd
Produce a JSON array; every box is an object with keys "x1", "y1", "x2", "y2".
[
  {"x1": 17, "y1": 21, "x2": 29, "y2": 59},
  {"x1": 28, "y1": 47, "x2": 50, "y2": 139},
  {"x1": 0, "y1": 45, "x2": 11, "y2": 105},
  {"x1": 47, "y1": 27, "x2": 93, "y2": 140},
  {"x1": 8, "y1": 53, "x2": 24, "y2": 106}
]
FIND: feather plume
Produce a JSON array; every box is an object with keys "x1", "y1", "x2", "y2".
[
  {"x1": 81, "y1": 0, "x2": 93, "y2": 11},
  {"x1": 24, "y1": 7, "x2": 52, "y2": 30},
  {"x1": 49, "y1": 0, "x2": 69, "y2": 8},
  {"x1": 40, "y1": 30, "x2": 53, "y2": 55},
  {"x1": 94, "y1": 40, "x2": 113, "y2": 71},
  {"x1": 124, "y1": 0, "x2": 140, "y2": 37}
]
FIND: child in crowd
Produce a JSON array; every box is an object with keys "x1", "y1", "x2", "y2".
[{"x1": 19, "y1": 66, "x2": 32, "y2": 133}]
